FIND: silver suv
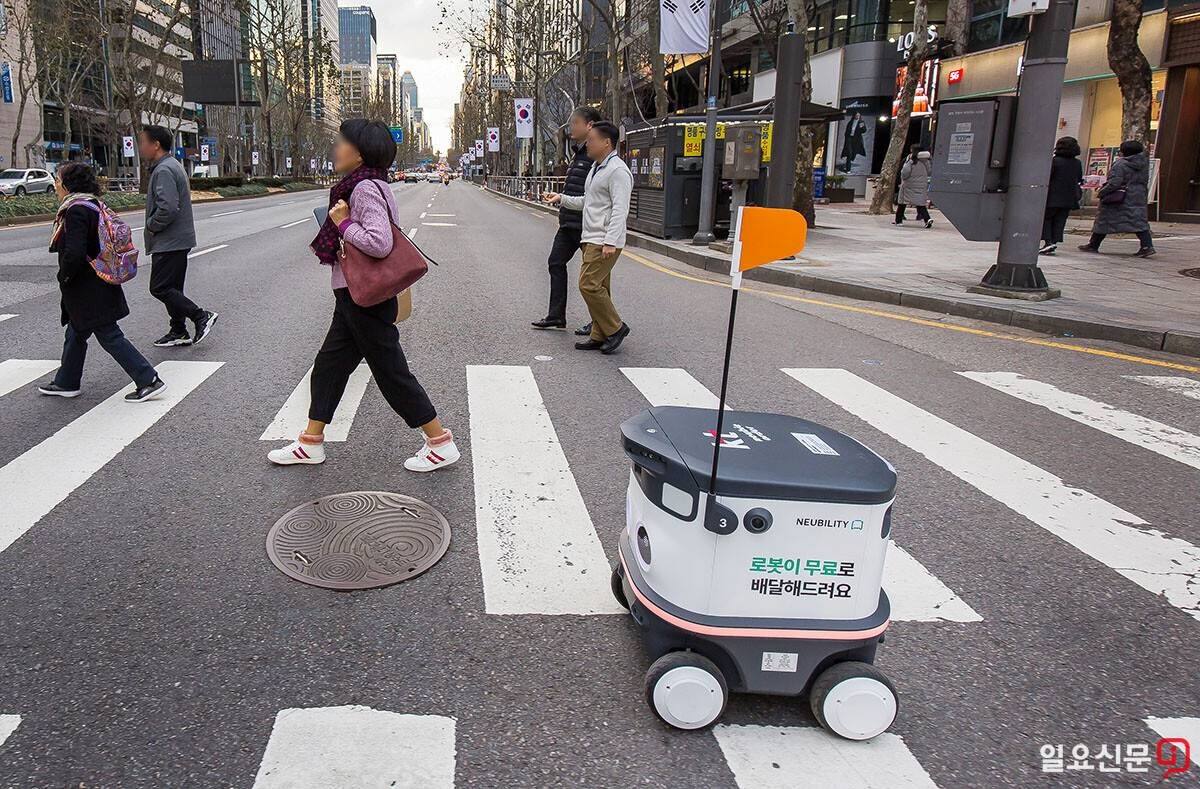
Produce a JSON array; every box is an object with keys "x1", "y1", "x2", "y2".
[{"x1": 0, "y1": 168, "x2": 54, "y2": 196}]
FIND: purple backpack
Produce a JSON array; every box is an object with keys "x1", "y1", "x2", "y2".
[{"x1": 79, "y1": 201, "x2": 139, "y2": 284}]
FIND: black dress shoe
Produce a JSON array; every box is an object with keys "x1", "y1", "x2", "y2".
[
  {"x1": 600, "y1": 323, "x2": 630, "y2": 355},
  {"x1": 531, "y1": 318, "x2": 567, "y2": 330},
  {"x1": 574, "y1": 338, "x2": 604, "y2": 351},
  {"x1": 574, "y1": 321, "x2": 593, "y2": 337}
]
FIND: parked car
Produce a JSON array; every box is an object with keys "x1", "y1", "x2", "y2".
[
  {"x1": 0, "y1": 168, "x2": 54, "y2": 196},
  {"x1": 404, "y1": 171, "x2": 420, "y2": 184},
  {"x1": 426, "y1": 172, "x2": 441, "y2": 183}
]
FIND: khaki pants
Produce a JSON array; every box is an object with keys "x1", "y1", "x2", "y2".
[{"x1": 579, "y1": 243, "x2": 623, "y2": 340}]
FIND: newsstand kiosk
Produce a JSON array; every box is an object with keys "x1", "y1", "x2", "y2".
[{"x1": 610, "y1": 208, "x2": 901, "y2": 739}]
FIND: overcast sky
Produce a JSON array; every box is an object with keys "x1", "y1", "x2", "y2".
[{"x1": 371, "y1": 0, "x2": 468, "y2": 153}]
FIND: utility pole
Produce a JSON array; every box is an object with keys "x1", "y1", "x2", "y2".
[
  {"x1": 765, "y1": 23, "x2": 800, "y2": 207},
  {"x1": 692, "y1": 0, "x2": 724, "y2": 245},
  {"x1": 975, "y1": 0, "x2": 1075, "y2": 298}
]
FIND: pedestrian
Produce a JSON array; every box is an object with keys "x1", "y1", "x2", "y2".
[
  {"x1": 1078, "y1": 139, "x2": 1155, "y2": 258},
  {"x1": 531, "y1": 105, "x2": 599, "y2": 334},
  {"x1": 1039, "y1": 136, "x2": 1083, "y2": 255},
  {"x1": 541, "y1": 120, "x2": 632, "y2": 355},
  {"x1": 894, "y1": 144, "x2": 933, "y2": 228},
  {"x1": 37, "y1": 162, "x2": 166, "y2": 403},
  {"x1": 138, "y1": 124, "x2": 218, "y2": 347},
  {"x1": 268, "y1": 118, "x2": 459, "y2": 472}
]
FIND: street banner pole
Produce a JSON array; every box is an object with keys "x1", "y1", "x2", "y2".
[{"x1": 692, "y1": 0, "x2": 724, "y2": 245}]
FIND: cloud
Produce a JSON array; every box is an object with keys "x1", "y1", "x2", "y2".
[{"x1": 373, "y1": 0, "x2": 468, "y2": 153}]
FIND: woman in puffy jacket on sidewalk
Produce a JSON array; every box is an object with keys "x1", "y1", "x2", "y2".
[
  {"x1": 38, "y1": 162, "x2": 165, "y2": 403},
  {"x1": 1078, "y1": 139, "x2": 1155, "y2": 258},
  {"x1": 268, "y1": 118, "x2": 459, "y2": 472},
  {"x1": 894, "y1": 145, "x2": 933, "y2": 228}
]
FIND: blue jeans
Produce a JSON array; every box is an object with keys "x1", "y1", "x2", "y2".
[{"x1": 54, "y1": 323, "x2": 157, "y2": 390}]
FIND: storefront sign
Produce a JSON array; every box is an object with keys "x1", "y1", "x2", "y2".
[
  {"x1": 892, "y1": 60, "x2": 939, "y2": 118},
  {"x1": 895, "y1": 25, "x2": 938, "y2": 56},
  {"x1": 947, "y1": 67, "x2": 964, "y2": 84},
  {"x1": 760, "y1": 122, "x2": 773, "y2": 163}
]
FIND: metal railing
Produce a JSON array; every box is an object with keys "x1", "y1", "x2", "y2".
[{"x1": 483, "y1": 175, "x2": 567, "y2": 203}]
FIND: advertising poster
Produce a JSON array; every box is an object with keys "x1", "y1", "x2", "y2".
[
  {"x1": 892, "y1": 60, "x2": 939, "y2": 118},
  {"x1": 836, "y1": 98, "x2": 876, "y2": 175},
  {"x1": 1083, "y1": 147, "x2": 1112, "y2": 190}
]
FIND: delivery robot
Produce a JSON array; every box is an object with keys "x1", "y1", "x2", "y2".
[{"x1": 612, "y1": 406, "x2": 899, "y2": 739}]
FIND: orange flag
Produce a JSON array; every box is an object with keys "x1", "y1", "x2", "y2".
[{"x1": 732, "y1": 207, "x2": 808, "y2": 274}]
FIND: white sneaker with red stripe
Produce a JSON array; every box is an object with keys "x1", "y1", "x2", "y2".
[
  {"x1": 403, "y1": 432, "x2": 460, "y2": 473},
  {"x1": 268, "y1": 434, "x2": 326, "y2": 466}
]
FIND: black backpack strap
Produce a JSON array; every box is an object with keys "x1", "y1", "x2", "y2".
[{"x1": 369, "y1": 180, "x2": 438, "y2": 266}]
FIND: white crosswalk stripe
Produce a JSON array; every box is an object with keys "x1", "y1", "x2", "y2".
[
  {"x1": 1126, "y1": 375, "x2": 1200, "y2": 402},
  {"x1": 962, "y1": 372, "x2": 1200, "y2": 471},
  {"x1": 0, "y1": 715, "x2": 19, "y2": 748},
  {"x1": 713, "y1": 724, "x2": 938, "y2": 788},
  {"x1": 0, "y1": 315, "x2": 15, "y2": 324},
  {"x1": 1144, "y1": 716, "x2": 1200, "y2": 779},
  {"x1": 0, "y1": 360, "x2": 223, "y2": 555},
  {"x1": 619, "y1": 366, "x2": 981, "y2": 623},
  {"x1": 0, "y1": 360, "x2": 58, "y2": 399},
  {"x1": 467, "y1": 365, "x2": 623, "y2": 615},
  {"x1": 783, "y1": 368, "x2": 1200, "y2": 622},
  {"x1": 260, "y1": 363, "x2": 371, "y2": 442},
  {"x1": 253, "y1": 706, "x2": 455, "y2": 788}
]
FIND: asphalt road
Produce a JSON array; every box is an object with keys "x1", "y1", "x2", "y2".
[{"x1": 0, "y1": 181, "x2": 1197, "y2": 788}]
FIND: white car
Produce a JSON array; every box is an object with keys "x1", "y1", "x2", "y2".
[
  {"x1": 426, "y1": 172, "x2": 441, "y2": 183},
  {"x1": 0, "y1": 168, "x2": 54, "y2": 196}
]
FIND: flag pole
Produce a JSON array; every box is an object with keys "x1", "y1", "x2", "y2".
[{"x1": 705, "y1": 207, "x2": 745, "y2": 520}]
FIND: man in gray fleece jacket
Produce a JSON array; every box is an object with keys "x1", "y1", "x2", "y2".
[
  {"x1": 543, "y1": 120, "x2": 632, "y2": 354},
  {"x1": 139, "y1": 125, "x2": 217, "y2": 347}
]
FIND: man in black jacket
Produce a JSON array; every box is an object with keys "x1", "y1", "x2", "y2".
[{"x1": 532, "y1": 106, "x2": 600, "y2": 331}]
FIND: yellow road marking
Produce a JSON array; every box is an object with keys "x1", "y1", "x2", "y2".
[{"x1": 623, "y1": 250, "x2": 1200, "y2": 374}]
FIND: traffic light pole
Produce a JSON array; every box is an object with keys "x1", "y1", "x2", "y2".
[
  {"x1": 974, "y1": 0, "x2": 1074, "y2": 298},
  {"x1": 692, "y1": 0, "x2": 724, "y2": 245}
]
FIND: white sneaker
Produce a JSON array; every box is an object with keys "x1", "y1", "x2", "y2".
[
  {"x1": 268, "y1": 434, "x2": 326, "y2": 465},
  {"x1": 403, "y1": 433, "x2": 460, "y2": 473}
]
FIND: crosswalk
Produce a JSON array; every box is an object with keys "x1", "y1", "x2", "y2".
[{"x1": 0, "y1": 357, "x2": 1197, "y2": 785}]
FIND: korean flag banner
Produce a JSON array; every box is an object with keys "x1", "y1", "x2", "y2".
[
  {"x1": 660, "y1": 0, "x2": 709, "y2": 55},
  {"x1": 514, "y1": 98, "x2": 534, "y2": 139},
  {"x1": 474, "y1": 139, "x2": 484, "y2": 158},
  {"x1": 487, "y1": 127, "x2": 500, "y2": 152}
]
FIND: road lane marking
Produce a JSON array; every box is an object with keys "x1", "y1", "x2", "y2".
[
  {"x1": 0, "y1": 360, "x2": 59, "y2": 399},
  {"x1": 210, "y1": 209, "x2": 245, "y2": 218},
  {"x1": 1144, "y1": 717, "x2": 1200, "y2": 777},
  {"x1": 279, "y1": 218, "x2": 312, "y2": 229},
  {"x1": 260, "y1": 363, "x2": 370, "y2": 442},
  {"x1": 0, "y1": 361, "x2": 222, "y2": 555},
  {"x1": 407, "y1": 227, "x2": 418, "y2": 239},
  {"x1": 714, "y1": 724, "x2": 938, "y2": 789},
  {"x1": 0, "y1": 715, "x2": 18, "y2": 748},
  {"x1": 420, "y1": 212, "x2": 427, "y2": 219},
  {"x1": 467, "y1": 365, "x2": 623, "y2": 615},
  {"x1": 621, "y1": 250, "x2": 1200, "y2": 374},
  {"x1": 253, "y1": 706, "x2": 455, "y2": 789},
  {"x1": 1127, "y1": 375, "x2": 1200, "y2": 402},
  {"x1": 422, "y1": 222, "x2": 457, "y2": 227},
  {"x1": 427, "y1": 213, "x2": 456, "y2": 217},
  {"x1": 784, "y1": 368, "x2": 1200, "y2": 622},
  {"x1": 0, "y1": 314, "x2": 15, "y2": 323},
  {"x1": 620, "y1": 366, "x2": 979, "y2": 623},
  {"x1": 130, "y1": 226, "x2": 143, "y2": 232},
  {"x1": 961, "y1": 371, "x2": 1200, "y2": 471},
  {"x1": 189, "y1": 244, "x2": 228, "y2": 259}
]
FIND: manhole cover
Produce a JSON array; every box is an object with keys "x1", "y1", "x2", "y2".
[
  {"x1": 266, "y1": 492, "x2": 450, "y2": 590},
  {"x1": 1181, "y1": 268, "x2": 1200, "y2": 280}
]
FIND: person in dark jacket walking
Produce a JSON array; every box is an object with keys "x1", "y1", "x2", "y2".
[
  {"x1": 38, "y1": 163, "x2": 166, "y2": 402},
  {"x1": 139, "y1": 124, "x2": 218, "y2": 347},
  {"x1": 1039, "y1": 136, "x2": 1083, "y2": 255},
  {"x1": 531, "y1": 105, "x2": 599, "y2": 333},
  {"x1": 1078, "y1": 139, "x2": 1155, "y2": 258}
]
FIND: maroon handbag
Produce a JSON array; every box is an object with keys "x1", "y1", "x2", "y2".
[{"x1": 338, "y1": 181, "x2": 432, "y2": 307}]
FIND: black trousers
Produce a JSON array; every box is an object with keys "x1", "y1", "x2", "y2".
[
  {"x1": 895, "y1": 203, "x2": 930, "y2": 223},
  {"x1": 309, "y1": 288, "x2": 437, "y2": 429},
  {"x1": 149, "y1": 250, "x2": 204, "y2": 334},
  {"x1": 545, "y1": 226, "x2": 582, "y2": 321},
  {"x1": 1042, "y1": 207, "x2": 1071, "y2": 245},
  {"x1": 1089, "y1": 230, "x2": 1154, "y2": 249},
  {"x1": 54, "y1": 323, "x2": 157, "y2": 390}
]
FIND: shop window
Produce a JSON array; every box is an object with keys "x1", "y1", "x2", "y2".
[
  {"x1": 967, "y1": 0, "x2": 1030, "y2": 53},
  {"x1": 729, "y1": 65, "x2": 753, "y2": 96},
  {"x1": 848, "y1": 0, "x2": 887, "y2": 43}
]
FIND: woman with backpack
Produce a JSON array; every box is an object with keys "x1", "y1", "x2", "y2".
[
  {"x1": 38, "y1": 163, "x2": 166, "y2": 403},
  {"x1": 267, "y1": 118, "x2": 459, "y2": 472},
  {"x1": 894, "y1": 145, "x2": 934, "y2": 228}
]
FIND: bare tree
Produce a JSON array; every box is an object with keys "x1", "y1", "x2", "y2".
[
  {"x1": 781, "y1": 0, "x2": 816, "y2": 224},
  {"x1": 37, "y1": 0, "x2": 104, "y2": 164},
  {"x1": 868, "y1": 0, "x2": 929, "y2": 215},
  {"x1": 1108, "y1": 0, "x2": 1152, "y2": 143},
  {"x1": 1, "y1": 0, "x2": 40, "y2": 166}
]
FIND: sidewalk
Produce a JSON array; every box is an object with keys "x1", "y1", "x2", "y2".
[{"x1": 625, "y1": 205, "x2": 1200, "y2": 358}]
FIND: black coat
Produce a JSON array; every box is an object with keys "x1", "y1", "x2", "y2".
[
  {"x1": 1093, "y1": 151, "x2": 1151, "y2": 234},
  {"x1": 1045, "y1": 155, "x2": 1083, "y2": 209},
  {"x1": 558, "y1": 144, "x2": 592, "y2": 230},
  {"x1": 51, "y1": 202, "x2": 130, "y2": 332}
]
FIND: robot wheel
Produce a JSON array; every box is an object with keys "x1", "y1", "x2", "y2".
[
  {"x1": 809, "y1": 661, "x2": 899, "y2": 741},
  {"x1": 644, "y1": 651, "x2": 728, "y2": 730},
  {"x1": 610, "y1": 563, "x2": 629, "y2": 610}
]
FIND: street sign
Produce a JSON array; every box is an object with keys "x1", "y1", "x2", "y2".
[
  {"x1": 252, "y1": 151, "x2": 260, "y2": 166},
  {"x1": 389, "y1": 126, "x2": 403, "y2": 144},
  {"x1": 1, "y1": 62, "x2": 13, "y2": 104},
  {"x1": 490, "y1": 74, "x2": 512, "y2": 92},
  {"x1": 122, "y1": 136, "x2": 135, "y2": 158},
  {"x1": 175, "y1": 146, "x2": 185, "y2": 160},
  {"x1": 200, "y1": 144, "x2": 210, "y2": 162}
]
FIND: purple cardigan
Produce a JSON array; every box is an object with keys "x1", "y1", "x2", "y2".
[{"x1": 330, "y1": 179, "x2": 401, "y2": 290}]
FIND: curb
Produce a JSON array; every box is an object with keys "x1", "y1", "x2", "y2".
[{"x1": 485, "y1": 186, "x2": 1199, "y2": 359}]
